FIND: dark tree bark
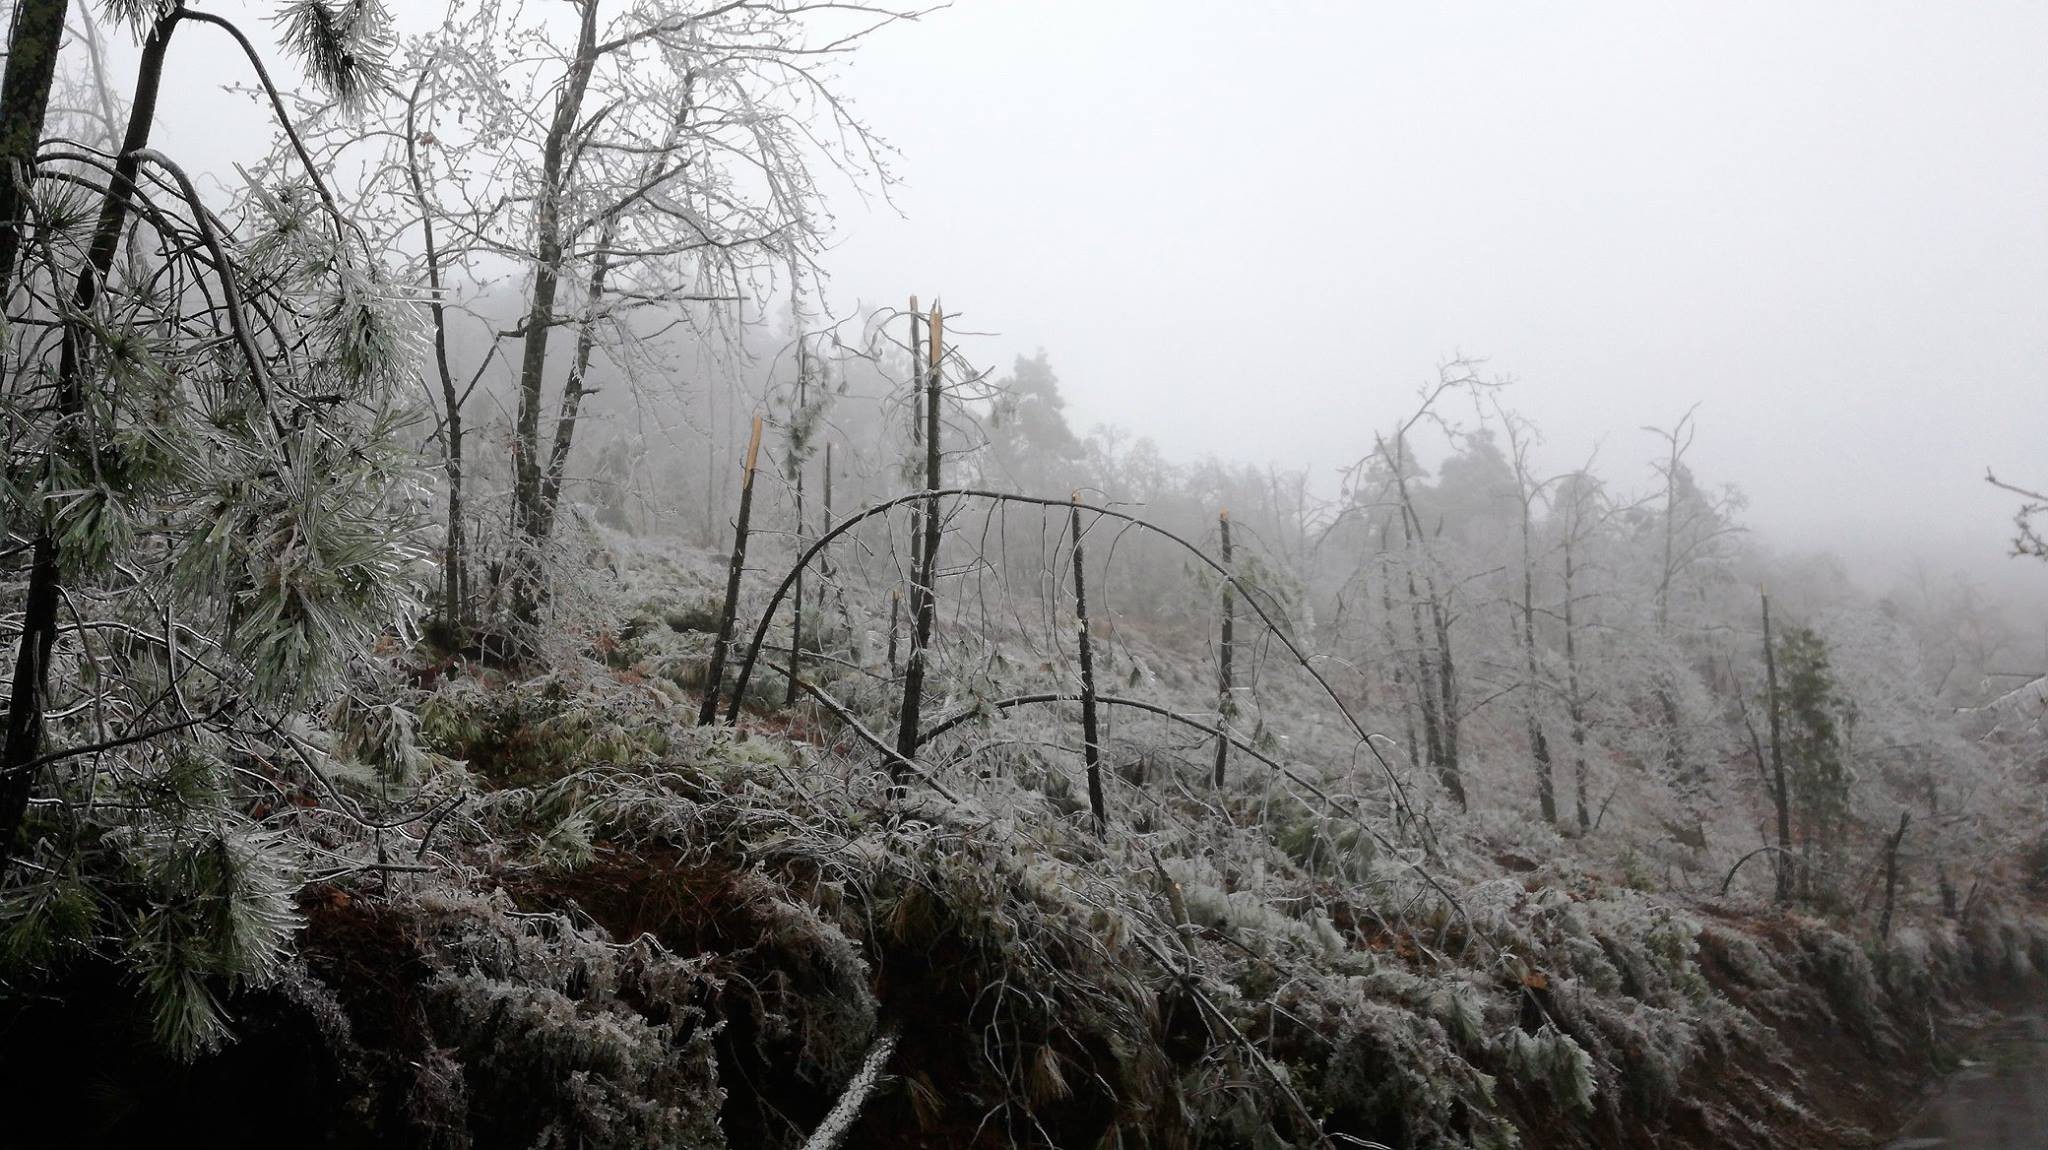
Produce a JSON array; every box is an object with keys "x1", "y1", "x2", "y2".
[
  {"x1": 1763, "y1": 590, "x2": 1792, "y2": 904},
  {"x1": 1562, "y1": 527, "x2": 1591, "y2": 832},
  {"x1": 533, "y1": 89, "x2": 693, "y2": 546},
  {"x1": 1071, "y1": 498, "x2": 1105, "y2": 833},
  {"x1": 405, "y1": 64, "x2": 467, "y2": 629},
  {"x1": 0, "y1": 0, "x2": 71, "y2": 296},
  {"x1": 1879, "y1": 809, "x2": 1911, "y2": 945},
  {"x1": 1211, "y1": 509, "x2": 1234, "y2": 789},
  {"x1": 1395, "y1": 487, "x2": 1463, "y2": 809},
  {"x1": 508, "y1": 0, "x2": 601, "y2": 620},
  {"x1": 1375, "y1": 521, "x2": 1421, "y2": 786},
  {"x1": 698, "y1": 416, "x2": 762, "y2": 725},
  {"x1": 785, "y1": 340, "x2": 808, "y2": 705},
  {"x1": 1502, "y1": 424, "x2": 1558, "y2": 824},
  {"x1": 890, "y1": 303, "x2": 943, "y2": 782},
  {"x1": 886, "y1": 589, "x2": 900, "y2": 675},
  {"x1": 905, "y1": 296, "x2": 922, "y2": 580}
]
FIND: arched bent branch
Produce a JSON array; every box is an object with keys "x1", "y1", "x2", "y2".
[
  {"x1": 920, "y1": 691, "x2": 1363, "y2": 826},
  {"x1": 720, "y1": 488, "x2": 1422, "y2": 829},
  {"x1": 1720, "y1": 844, "x2": 1797, "y2": 897},
  {"x1": 917, "y1": 689, "x2": 1468, "y2": 937}
]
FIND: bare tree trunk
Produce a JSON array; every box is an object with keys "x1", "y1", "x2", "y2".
[
  {"x1": 508, "y1": 0, "x2": 600, "y2": 621},
  {"x1": 1428, "y1": 567, "x2": 1462, "y2": 801},
  {"x1": 1411, "y1": 525, "x2": 1464, "y2": 804},
  {"x1": 1521, "y1": 599, "x2": 1558, "y2": 824},
  {"x1": 1071, "y1": 498, "x2": 1105, "y2": 833},
  {"x1": 698, "y1": 416, "x2": 762, "y2": 726},
  {"x1": 1508, "y1": 438, "x2": 1557, "y2": 824},
  {"x1": 534, "y1": 90, "x2": 692, "y2": 544},
  {"x1": 785, "y1": 340, "x2": 807, "y2": 705},
  {"x1": 1388, "y1": 450, "x2": 1464, "y2": 809},
  {"x1": 904, "y1": 296, "x2": 922, "y2": 583},
  {"x1": 0, "y1": 0, "x2": 78, "y2": 870},
  {"x1": 1878, "y1": 809, "x2": 1910, "y2": 945},
  {"x1": 1407, "y1": 570, "x2": 1448, "y2": 798},
  {"x1": 1653, "y1": 412, "x2": 1695, "y2": 787},
  {"x1": 1563, "y1": 530, "x2": 1591, "y2": 832},
  {"x1": 0, "y1": 0, "x2": 71, "y2": 296},
  {"x1": 1763, "y1": 589, "x2": 1792, "y2": 904},
  {"x1": 1212, "y1": 509, "x2": 1234, "y2": 788},
  {"x1": 533, "y1": 240, "x2": 614, "y2": 542},
  {"x1": 886, "y1": 588, "x2": 900, "y2": 675},
  {"x1": 820, "y1": 439, "x2": 841, "y2": 637},
  {"x1": 1375, "y1": 521, "x2": 1421, "y2": 780},
  {"x1": 405, "y1": 65, "x2": 466, "y2": 630},
  {"x1": 890, "y1": 303, "x2": 942, "y2": 783}
]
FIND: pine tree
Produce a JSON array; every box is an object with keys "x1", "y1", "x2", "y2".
[{"x1": 0, "y1": 1, "x2": 426, "y2": 1057}]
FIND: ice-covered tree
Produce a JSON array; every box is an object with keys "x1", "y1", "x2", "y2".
[{"x1": 0, "y1": 0, "x2": 426, "y2": 1055}]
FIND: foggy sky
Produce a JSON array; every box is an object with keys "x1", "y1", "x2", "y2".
[
  {"x1": 823, "y1": 1, "x2": 2048, "y2": 609},
  {"x1": 102, "y1": 1, "x2": 2048, "y2": 609}
]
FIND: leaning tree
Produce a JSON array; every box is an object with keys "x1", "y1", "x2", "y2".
[{"x1": 0, "y1": 0, "x2": 429, "y2": 1055}]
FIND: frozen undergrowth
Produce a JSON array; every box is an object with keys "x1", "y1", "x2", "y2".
[
  {"x1": 371, "y1": 628, "x2": 2042, "y2": 1148},
  {"x1": 10, "y1": 529, "x2": 2045, "y2": 1149}
]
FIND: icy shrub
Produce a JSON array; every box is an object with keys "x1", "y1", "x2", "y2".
[
  {"x1": 1290, "y1": 994, "x2": 1514, "y2": 1149},
  {"x1": 1497, "y1": 1022, "x2": 1596, "y2": 1114},
  {"x1": 1796, "y1": 923, "x2": 1885, "y2": 1042},
  {"x1": 406, "y1": 888, "x2": 727, "y2": 1148}
]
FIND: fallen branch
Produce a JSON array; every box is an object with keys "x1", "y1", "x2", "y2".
[
  {"x1": 800, "y1": 1024, "x2": 900, "y2": 1150},
  {"x1": 762, "y1": 663, "x2": 961, "y2": 803}
]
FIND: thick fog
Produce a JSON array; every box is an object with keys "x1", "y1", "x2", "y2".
[
  {"x1": 122, "y1": 0, "x2": 2048, "y2": 606},
  {"x1": 15, "y1": 8, "x2": 2048, "y2": 1141},
  {"x1": 826, "y1": 2, "x2": 2048, "y2": 605}
]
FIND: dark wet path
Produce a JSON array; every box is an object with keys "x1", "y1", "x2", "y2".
[{"x1": 1886, "y1": 1013, "x2": 2048, "y2": 1149}]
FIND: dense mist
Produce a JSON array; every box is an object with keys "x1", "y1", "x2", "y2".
[{"x1": 3, "y1": 4, "x2": 2045, "y2": 1149}]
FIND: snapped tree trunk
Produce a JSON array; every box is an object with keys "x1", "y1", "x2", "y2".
[
  {"x1": 1071, "y1": 498, "x2": 1105, "y2": 833},
  {"x1": 889, "y1": 302, "x2": 943, "y2": 783},
  {"x1": 904, "y1": 296, "x2": 922, "y2": 584},
  {"x1": 1212, "y1": 509, "x2": 1234, "y2": 788},
  {"x1": 698, "y1": 415, "x2": 762, "y2": 726}
]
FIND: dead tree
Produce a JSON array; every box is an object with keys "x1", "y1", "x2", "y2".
[
  {"x1": 785, "y1": 337, "x2": 809, "y2": 705},
  {"x1": 723, "y1": 490, "x2": 1424, "y2": 831},
  {"x1": 1762, "y1": 588, "x2": 1792, "y2": 903},
  {"x1": 1212, "y1": 508, "x2": 1235, "y2": 788},
  {"x1": 1071, "y1": 497, "x2": 1106, "y2": 833},
  {"x1": 1499, "y1": 407, "x2": 1557, "y2": 823},
  {"x1": 889, "y1": 302, "x2": 944, "y2": 782},
  {"x1": 698, "y1": 415, "x2": 763, "y2": 725},
  {"x1": 1387, "y1": 453, "x2": 1464, "y2": 810},
  {"x1": 1878, "y1": 810, "x2": 1911, "y2": 944}
]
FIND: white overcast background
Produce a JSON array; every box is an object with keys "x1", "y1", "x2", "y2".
[{"x1": 105, "y1": 1, "x2": 2048, "y2": 608}]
